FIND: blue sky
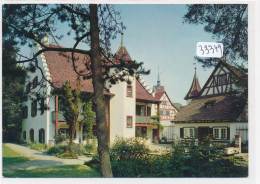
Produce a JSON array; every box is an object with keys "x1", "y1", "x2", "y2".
[
  {"x1": 21, "y1": 4, "x2": 217, "y2": 105},
  {"x1": 110, "y1": 4, "x2": 215, "y2": 105}
]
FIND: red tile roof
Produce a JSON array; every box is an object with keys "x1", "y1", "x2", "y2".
[
  {"x1": 136, "y1": 80, "x2": 160, "y2": 103},
  {"x1": 184, "y1": 71, "x2": 201, "y2": 100},
  {"x1": 154, "y1": 91, "x2": 164, "y2": 100}
]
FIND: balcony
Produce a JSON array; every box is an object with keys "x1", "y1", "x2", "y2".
[
  {"x1": 51, "y1": 111, "x2": 65, "y2": 122},
  {"x1": 136, "y1": 116, "x2": 158, "y2": 124}
]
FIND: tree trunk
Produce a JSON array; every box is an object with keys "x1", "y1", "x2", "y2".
[{"x1": 89, "y1": 4, "x2": 113, "y2": 177}]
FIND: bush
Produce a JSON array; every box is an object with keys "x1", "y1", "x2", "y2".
[
  {"x1": 47, "y1": 143, "x2": 86, "y2": 156},
  {"x1": 54, "y1": 134, "x2": 67, "y2": 144},
  {"x1": 47, "y1": 145, "x2": 66, "y2": 155},
  {"x1": 84, "y1": 144, "x2": 97, "y2": 155},
  {"x1": 110, "y1": 137, "x2": 150, "y2": 161},
  {"x1": 110, "y1": 138, "x2": 248, "y2": 177},
  {"x1": 29, "y1": 143, "x2": 47, "y2": 151},
  {"x1": 57, "y1": 152, "x2": 78, "y2": 159}
]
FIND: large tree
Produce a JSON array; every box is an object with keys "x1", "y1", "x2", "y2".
[
  {"x1": 184, "y1": 4, "x2": 248, "y2": 68},
  {"x1": 2, "y1": 38, "x2": 26, "y2": 142},
  {"x1": 3, "y1": 4, "x2": 148, "y2": 177}
]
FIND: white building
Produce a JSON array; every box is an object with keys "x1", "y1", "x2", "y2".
[
  {"x1": 21, "y1": 42, "x2": 161, "y2": 145},
  {"x1": 173, "y1": 61, "x2": 248, "y2": 144}
]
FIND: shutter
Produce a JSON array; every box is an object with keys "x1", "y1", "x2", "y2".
[
  {"x1": 180, "y1": 128, "x2": 184, "y2": 138},
  {"x1": 209, "y1": 128, "x2": 213, "y2": 138},
  {"x1": 227, "y1": 127, "x2": 230, "y2": 140},
  {"x1": 194, "y1": 128, "x2": 198, "y2": 139}
]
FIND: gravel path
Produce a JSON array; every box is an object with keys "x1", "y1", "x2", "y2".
[{"x1": 4, "y1": 143, "x2": 92, "y2": 172}]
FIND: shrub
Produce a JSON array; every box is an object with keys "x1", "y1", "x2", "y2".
[
  {"x1": 29, "y1": 143, "x2": 47, "y2": 151},
  {"x1": 46, "y1": 145, "x2": 66, "y2": 155},
  {"x1": 54, "y1": 134, "x2": 67, "y2": 144},
  {"x1": 57, "y1": 152, "x2": 78, "y2": 159},
  {"x1": 110, "y1": 137, "x2": 150, "y2": 161},
  {"x1": 84, "y1": 144, "x2": 97, "y2": 155}
]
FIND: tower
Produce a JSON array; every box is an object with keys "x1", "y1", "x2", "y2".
[{"x1": 184, "y1": 66, "x2": 201, "y2": 100}]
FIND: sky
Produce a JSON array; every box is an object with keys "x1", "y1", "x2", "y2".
[
  {"x1": 21, "y1": 4, "x2": 217, "y2": 105},
  {"x1": 110, "y1": 4, "x2": 215, "y2": 105}
]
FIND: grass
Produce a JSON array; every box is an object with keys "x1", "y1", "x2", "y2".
[
  {"x1": 3, "y1": 144, "x2": 100, "y2": 178},
  {"x1": 3, "y1": 144, "x2": 29, "y2": 167},
  {"x1": 4, "y1": 165, "x2": 101, "y2": 178}
]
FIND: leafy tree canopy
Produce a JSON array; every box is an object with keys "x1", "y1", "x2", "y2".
[{"x1": 184, "y1": 4, "x2": 248, "y2": 69}]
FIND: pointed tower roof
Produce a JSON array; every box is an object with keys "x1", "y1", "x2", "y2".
[
  {"x1": 114, "y1": 33, "x2": 132, "y2": 62},
  {"x1": 184, "y1": 68, "x2": 201, "y2": 100}
]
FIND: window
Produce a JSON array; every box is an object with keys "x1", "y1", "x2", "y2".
[
  {"x1": 39, "y1": 129, "x2": 45, "y2": 143},
  {"x1": 22, "y1": 106, "x2": 28, "y2": 119},
  {"x1": 184, "y1": 127, "x2": 195, "y2": 138},
  {"x1": 32, "y1": 76, "x2": 38, "y2": 89},
  {"x1": 214, "y1": 128, "x2": 219, "y2": 139},
  {"x1": 29, "y1": 129, "x2": 34, "y2": 142},
  {"x1": 126, "y1": 116, "x2": 133, "y2": 128},
  {"x1": 40, "y1": 98, "x2": 45, "y2": 115},
  {"x1": 126, "y1": 84, "x2": 133, "y2": 97},
  {"x1": 213, "y1": 127, "x2": 228, "y2": 140},
  {"x1": 31, "y1": 100, "x2": 37, "y2": 117},
  {"x1": 136, "y1": 105, "x2": 146, "y2": 116},
  {"x1": 217, "y1": 74, "x2": 228, "y2": 86}
]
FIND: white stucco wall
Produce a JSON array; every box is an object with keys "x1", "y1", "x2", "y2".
[
  {"x1": 21, "y1": 45, "x2": 54, "y2": 144},
  {"x1": 21, "y1": 48, "x2": 53, "y2": 144},
  {"x1": 174, "y1": 122, "x2": 248, "y2": 143},
  {"x1": 109, "y1": 77, "x2": 136, "y2": 145}
]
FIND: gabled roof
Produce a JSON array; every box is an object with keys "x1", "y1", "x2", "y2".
[
  {"x1": 175, "y1": 95, "x2": 247, "y2": 122},
  {"x1": 184, "y1": 70, "x2": 201, "y2": 100},
  {"x1": 154, "y1": 90, "x2": 179, "y2": 111},
  {"x1": 198, "y1": 61, "x2": 248, "y2": 98},
  {"x1": 136, "y1": 80, "x2": 160, "y2": 103},
  {"x1": 43, "y1": 47, "x2": 94, "y2": 92}
]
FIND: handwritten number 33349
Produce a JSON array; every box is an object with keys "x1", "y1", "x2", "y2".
[{"x1": 198, "y1": 44, "x2": 222, "y2": 55}]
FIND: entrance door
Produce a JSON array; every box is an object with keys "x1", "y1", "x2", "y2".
[{"x1": 198, "y1": 127, "x2": 210, "y2": 141}]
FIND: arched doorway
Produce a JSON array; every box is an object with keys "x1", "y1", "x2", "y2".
[
  {"x1": 29, "y1": 129, "x2": 34, "y2": 142},
  {"x1": 39, "y1": 128, "x2": 45, "y2": 144}
]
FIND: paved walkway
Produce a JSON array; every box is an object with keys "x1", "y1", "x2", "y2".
[{"x1": 4, "y1": 143, "x2": 92, "y2": 172}]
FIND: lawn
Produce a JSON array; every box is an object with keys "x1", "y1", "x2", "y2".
[
  {"x1": 4, "y1": 165, "x2": 100, "y2": 178},
  {"x1": 3, "y1": 144, "x2": 29, "y2": 167},
  {"x1": 3, "y1": 144, "x2": 100, "y2": 178}
]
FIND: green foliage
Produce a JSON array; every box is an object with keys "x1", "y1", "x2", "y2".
[
  {"x1": 54, "y1": 134, "x2": 67, "y2": 144},
  {"x1": 2, "y1": 39, "x2": 26, "y2": 142},
  {"x1": 47, "y1": 143, "x2": 86, "y2": 156},
  {"x1": 110, "y1": 137, "x2": 150, "y2": 160},
  {"x1": 81, "y1": 102, "x2": 95, "y2": 139},
  {"x1": 84, "y1": 143, "x2": 97, "y2": 155},
  {"x1": 57, "y1": 152, "x2": 78, "y2": 159},
  {"x1": 184, "y1": 4, "x2": 248, "y2": 68},
  {"x1": 47, "y1": 145, "x2": 67, "y2": 155},
  {"x1": 29, "y1": 143, "x2": 47, "y2": 151},
  {"x1": 109, "y1": 138, "x2": 247, "y2": 177}
]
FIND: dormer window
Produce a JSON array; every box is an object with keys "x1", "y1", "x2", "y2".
[{"x1": 126, "y1": 84, "x2": 133, "y2": 97}]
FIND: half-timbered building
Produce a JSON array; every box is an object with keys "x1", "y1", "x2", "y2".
[{"x1": 174, "y1": 61, "x2": 248, "y2": 144}]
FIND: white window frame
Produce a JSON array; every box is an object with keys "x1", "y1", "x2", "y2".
[
  {"x1": 213, "y1": 127, "x2": 228, "y2": 140},
  {"x1": 184, "y1": 127, "x2": 195, "y2": 138}
]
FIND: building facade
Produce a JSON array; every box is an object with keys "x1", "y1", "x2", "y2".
[
  {"x1": 21, "y1": 42, "x2": 161, "y2": 145},
  {"x1": 174, "y1": 62, "x2": 248, "y2": 144}
]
